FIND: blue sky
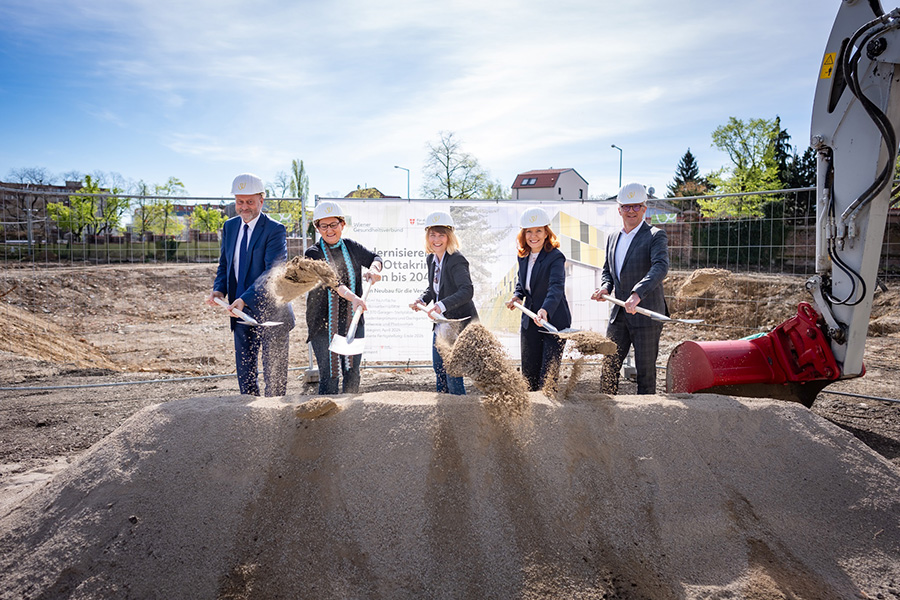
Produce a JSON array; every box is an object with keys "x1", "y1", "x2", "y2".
[{"x1": 0, "y1": 0, "x2": 835, "y2": 199}]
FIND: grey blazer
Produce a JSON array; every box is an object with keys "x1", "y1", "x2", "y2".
[{"x1": 600, "y1": 221, "x2": 669, "y2": 327}]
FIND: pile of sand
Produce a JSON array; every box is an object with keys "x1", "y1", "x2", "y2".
[
  {"x1": 0, "y1": 302, "x2": 117, "y2": 371},
  {"x1": 1, "y1": 392, "x2": 898, "y2": 599},
  {"x1": 676, "y1": 268, "x2": 732, "y2": 299}
]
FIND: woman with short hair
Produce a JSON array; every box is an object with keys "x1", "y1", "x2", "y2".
[{"x1": 305, "y1": 201, "x2": 383, "y2": 394}]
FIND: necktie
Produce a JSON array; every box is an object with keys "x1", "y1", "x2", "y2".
[{"x1": 239, "y1": 223, "x2": 249, "y2": 288}]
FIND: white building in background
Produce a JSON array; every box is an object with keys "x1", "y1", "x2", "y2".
[{"x1": 511, "y1": 168, "x2": 589, "y2": 201}]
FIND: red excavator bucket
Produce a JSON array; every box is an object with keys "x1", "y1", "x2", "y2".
[{"x1": 665, "y1": 302, "x2": 842, "y2": 407}]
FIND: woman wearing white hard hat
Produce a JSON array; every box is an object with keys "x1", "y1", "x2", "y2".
[
  {"x1": 305, "y1": 201, "x2": 384, "y2": 395},
  {"x1": 409, "y1": 210, "x2": 478, "y2": 395},
  {"x1": 505, "y1": 207, "x2": 572, "y2": 391}
]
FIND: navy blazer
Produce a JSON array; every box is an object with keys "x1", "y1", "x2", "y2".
[
  {"x1": 213, "y1": 213, "x2": 295, "y2": 330},
  {"x1": 600, "y1": 221, "x2": 668, "y2": 327},
  {"x1": 514, "y1": 247, "x2": 572, "y2": 331},
  {"x1": 418, "y1": 251, "x2": 478, "y2": 325}
]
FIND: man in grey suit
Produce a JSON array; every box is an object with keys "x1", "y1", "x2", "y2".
[{"x1": 591, "y1": 182, "x2": 669, "y2": 394}]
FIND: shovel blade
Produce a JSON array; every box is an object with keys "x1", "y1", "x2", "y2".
[
  {"x1": 237, "y1": 320, "x2": 283, "y2": 327},
  {"x1": 540, "y1": 327, "x2": 581, "y2": 335},
  {"x1": 329, "y1": 334, "x2": 365, "y2": 356}
]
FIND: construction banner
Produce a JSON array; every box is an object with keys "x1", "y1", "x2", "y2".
[{"x1": 320, "y1": 198, "x2": 622, "y2": 363}]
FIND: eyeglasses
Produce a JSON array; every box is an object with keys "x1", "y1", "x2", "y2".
[
  {"x1": 620, "y1": 204, "x2": 646, "y2": 213},
  {"x1": 317, "y1": 221, "x2": 342, "y2": 231}
]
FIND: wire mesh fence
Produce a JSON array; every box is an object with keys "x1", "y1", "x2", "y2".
[{"x1": 1, "y1": 185, "x2": 898, "y2": 367}]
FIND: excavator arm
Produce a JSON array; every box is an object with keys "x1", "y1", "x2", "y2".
[{"x1": 666, "y1": 0, "x2": 900, "y2": 407}]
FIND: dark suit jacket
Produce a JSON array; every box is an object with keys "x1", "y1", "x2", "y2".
[
  {"x1": 417, "y1": 251, "x2": 478, "y2": 325},
  {"x1": 600, "y1": 221, "x2": 669, "y2": 328},
  {"x1": 213, "y1": 213, "x2": 295, "y2": 330},
  {"x1": 514, "y1": 247, "x2": 572, "y2": 331}
]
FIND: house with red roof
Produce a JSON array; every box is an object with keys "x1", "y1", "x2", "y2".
[{"x1": 511, "y1": 168, "x2": 588, "y2": 201}]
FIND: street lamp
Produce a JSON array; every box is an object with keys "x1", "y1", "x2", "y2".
[
  {"x1": 394, "y1": 165, "x2": 410, "y2": 199},
  {"x1": 611, "y1": 144, "x2": 623, "y2": 188}
]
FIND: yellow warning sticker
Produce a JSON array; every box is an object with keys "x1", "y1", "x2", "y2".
[{"x1": 820, "y1": 52, "x2": 836, "y2": 79}]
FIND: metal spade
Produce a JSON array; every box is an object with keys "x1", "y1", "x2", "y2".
[
  {"x1": 212, "y1": 296, "x2": 283, "y2": 327},
  {"x1": 329, "y1": 280, "x2": 374, "y2": 356}
]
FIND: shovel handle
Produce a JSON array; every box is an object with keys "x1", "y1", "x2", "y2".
[
  {"x1": 212, "y1": 295, "x2": 259, "y2": 325},
  {"x1": 600, "y1": 294, "x2": 669, "y2": 323},
  {"x1": 344, "y1": 280, "x2": 374, "y2": 344},
  {"x1": 511, "y1": 300, "x2": 559, "y2": 333}
]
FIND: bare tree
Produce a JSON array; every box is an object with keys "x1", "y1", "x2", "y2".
[
  {"x1": 6, "y1": 167, "x2": 57, "y2": 185},
  {"x1": 422, "y1": 131, "x2": 491, "y2": 199},
  {"x1": 273, "y1": 171, "x2": 292, "y2": 197}
]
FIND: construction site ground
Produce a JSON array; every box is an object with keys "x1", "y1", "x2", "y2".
[{"x1": 0, "y1": 263, "x2": 898, "y2": 495}]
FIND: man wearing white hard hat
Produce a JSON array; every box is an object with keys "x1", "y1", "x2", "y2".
[
  {"x1": 207, "y1": 173, "x2": 295, "y2": 396},
  {"x1": 590, "y1": 182, "x2": 669, "y2": 394},
  {"x1": 410, "y1": 210, "x2": 478, "y2": 395},
  {"x1": 505, "y1": 207, "x2": 572, "y2": 391},
  {"x1": 305, "y1": 201, "x2": 383, "y2": 394}
]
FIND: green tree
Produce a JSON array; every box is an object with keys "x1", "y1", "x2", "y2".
[
  {"x1": 482, "y1": 178, "x2": 511, "y2": 200},
  {"x1": 47, "y1": 175, "x2": 126, "y2": 239},
  {"x1": 422, "y1": 131, "x2": 494, "y2": 199},
  {"x1": 131, "y1": 180, "x2": 154, "y2": 237},
  {"x1": 189, "y1": 205, "x2": 226, "y2": 233},
  {"x1": 290, "y1": 159, "x2": 309, "y2": 200},
  {"x1": 145, "y1": 177, "x2": 187, "y2": 237},
  {"x1": 701, "y1": 117, "x2": 783, "y2": 217},
  {"x1": 264, "y1": 160, "x2": 311, "y2": 235},
  {"x1": 290, "y1": 159, "x2": 313, "y2": 236},
  {"x1": 667, "y1": 148, "x2": 713, "y2": 212}
]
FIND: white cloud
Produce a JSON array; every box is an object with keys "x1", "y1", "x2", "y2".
[{"x1": 0, "y1": 0, "x2": 838, "y2": 196}]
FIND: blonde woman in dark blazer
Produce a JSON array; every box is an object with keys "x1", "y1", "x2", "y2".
[{"x1": 410, "y1": 211, "x2": 478, "y2": 394}]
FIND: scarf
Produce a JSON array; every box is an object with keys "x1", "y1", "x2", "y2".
[{"x1": 320, "y1": 238, "x2": 356, "y2": 378}]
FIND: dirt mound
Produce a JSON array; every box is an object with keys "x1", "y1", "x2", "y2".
[
  {"x1": 0, "y1": 302, "x2": 117, "y2": 370},
  {"x1": 870, "y1": 314, "x2": 900, "y2": 336},
  {"x1": 1, "y1": 393, "x2": 898, "y2": 599},
  {"x1": 674, "y1": 268, "x2": 732, "y2": 298}
]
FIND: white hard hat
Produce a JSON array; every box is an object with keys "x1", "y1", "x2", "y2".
[
  {"x1": 617, "y1": 182, "x2": 647, "y2": 205},
  {"x1": 425, "y1": 211, "x2": 454, "y2": 229},
  {"x1": 520, "y1": 207, "x2": 551, "y2": 229},
  {"x1": 313, "y1": 201, "x2": 344, "y2": 222},
  {"x1": 231, "y1": 173, "x2": 265, "y2": 195}
]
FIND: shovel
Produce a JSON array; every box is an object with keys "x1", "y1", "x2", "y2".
[
  {"x1": 212, "y1": 296, "x2": 284, "y2": 327},
  {"x1": 329, "y1": 281, "x2": 373, "y2": 356},
  {"x1": 414, "y1": 301, "x2": 472, "y2": 323},
  {"x1": 600, "y1": 294, "x2": 704, "y2": 325},
  {"x1": 511, "y1": 300, "x2": 579, "y2": 335}
]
